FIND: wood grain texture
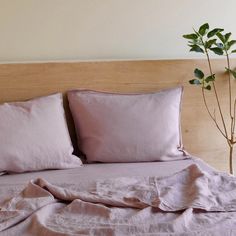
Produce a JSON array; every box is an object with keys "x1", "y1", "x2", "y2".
[{"x1": 0, "y1": 59, "x2": 236, "y2": 172}]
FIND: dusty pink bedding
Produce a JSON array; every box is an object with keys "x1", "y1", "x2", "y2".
[{"x1": 1, "y1": 158, "x2": 236, "y2": 235}]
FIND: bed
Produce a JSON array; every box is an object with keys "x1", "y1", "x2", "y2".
[{"x1": 0, "y1": 59, "x2": 236, "y2": 235}]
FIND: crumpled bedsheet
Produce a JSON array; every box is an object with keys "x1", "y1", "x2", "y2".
[{"x1": 1, "y1": 164, "x2": 236, "y2": 235}]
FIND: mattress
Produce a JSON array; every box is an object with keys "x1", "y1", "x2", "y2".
[{"x1": 0, "y1": 157, "x2": 208, "y2": 188}]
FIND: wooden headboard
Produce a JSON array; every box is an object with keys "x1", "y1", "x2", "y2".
[{"x1": 0, "y1": 59, "x2": 235, "y2": 172}]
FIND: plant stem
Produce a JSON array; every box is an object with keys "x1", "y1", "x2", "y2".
[
  {"x1": 202, "y1": 88, "x2": 227, "y2": 139},
  {"x1": 233, "y1": 99, "x2": 236, "y2": 140},
  {"x1": 226, "y1": 52, "x2": 233, "y2": 118},
  {"x1": 226, "y1": 52, "x2": 235, "y2": 175},
  {"x1": 205, "y1": 50, "x2": 229, "y2": 139},
  {"x1": 229, "y1": 144, "x2": 234, "y2": 175},
  {"x1": 204, "y1": 43, "x2": 235, "y2": 174},
  {"x1": 199, "y1": 35, "x2": 228, "y2": 139},
  {"x1": 226, "y1": 52, "x2": 235, "y2": 142}
]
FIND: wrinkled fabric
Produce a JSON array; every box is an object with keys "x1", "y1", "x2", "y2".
[{"x1": 1, "y1": 164, "x2": 236, "y2": 235}]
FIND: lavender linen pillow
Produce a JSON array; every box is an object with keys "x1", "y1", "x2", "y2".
[
  {"x1": 68, "y1": 87, "x2": 188, "y2": 163},
  {"x1": 0, "y1": 93, "x2": 82, "y2": 173}
]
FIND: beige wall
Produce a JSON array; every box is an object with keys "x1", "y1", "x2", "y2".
[{"x1": 1, "y1": 0, "x2": 236, "y2": 62}]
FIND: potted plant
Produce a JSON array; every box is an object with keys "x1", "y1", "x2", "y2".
[{"x1": 183, "y1": 23, "x2": 236, "y2": 174}]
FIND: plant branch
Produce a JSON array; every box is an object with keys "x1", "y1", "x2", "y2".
[
  {"x1": 198, "y1": 35, "x2": 229, "y2": 139},
  {"x1": 232, "y1": 99, "x2": 236, "y2": 143},
  {"x1": 226, "y1": 52, "x2": 234, "y2": 142},
  {"x1": 202, "y1": 87, "x2": 228, "y2": 139},
  {"x1": 230, "y1": 145, "x2": 234, "y2": 175},
  {"x1": 226, "y1": 52, "x2": 233, "y2": 118},
  {"x1": 205, "y1": 49, "x2": 229, "y2": 139}
]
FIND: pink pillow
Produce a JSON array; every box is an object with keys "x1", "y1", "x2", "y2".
[
  {"x1": 68, "y1": 87, "x2": 188, "y2": 163},
  {"x1": 0, "y1": 94, "x2": 82, "y2": 173}
]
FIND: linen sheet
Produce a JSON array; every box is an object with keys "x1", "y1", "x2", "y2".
[{"x1": 1, "y1": 158, "x2": 235, "y2": 235}]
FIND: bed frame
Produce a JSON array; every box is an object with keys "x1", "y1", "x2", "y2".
[{"x1": 0, "y1": 59, "x2": 235, "y2": 172}]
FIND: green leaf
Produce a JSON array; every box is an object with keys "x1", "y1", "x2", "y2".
[
  {"x1": 228, "y1": 40, "x2": 236, "y2": 49},
  {"x1": 190, "y1": 45, "x2": 204, "y2": 53},
  {"x1": 194, "y1": 68, "x2": 204, "y2": 79},
  {"x1": 231, "y1": 70, "x2": 236, "y2": 79},
  {"x1": 199, "y1": 23, "x2": 209, "y2": 36},
  {"x1": 183, "y1": 34, "x2": 198, "y2": 40},
  {"x1": 205, "y1": 74, "x2": 215, "y2": 83},
  {"x1": 210, "y1": 47, "x2": 224, "y2": 55},
  {"x1": 225, "y1": 32, "x2": 232, "y2": 42},
  {"x1": 205, "y1": 39, "x2": 217, "y2": 48},
  {"x1": 231, "y1": 49, "x2": 236, "y2": 53},
  {"x1": 216, "y1": 32, "x2": 225, "y2": 43},
  {"x1": 226, "y1": 67, "x2": 236, "y2": 79},
  {"x1": 205, "y1": 85, "x2": 211, "y2": 90},
  {"x1": 207, "y1": 28, "x2": 224, "y2": 38},
  {"x1": 188, "y1": 39, "x2": 198, "y2": 44},
  {"x1": 189, "y1": 79, "x2": 201, "y2": 85}
]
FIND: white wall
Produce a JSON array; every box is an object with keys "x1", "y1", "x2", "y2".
[{"x1": 1, "y1": 0, "x2": 236, "y2": 62}]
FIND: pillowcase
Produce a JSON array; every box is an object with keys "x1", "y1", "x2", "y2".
[
  {"x1": 68, "y1": 87, "x2": 188, "y2": 163},
  {"x1": 0, "y1": 93, "x2": 82, "y2": 173}
]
